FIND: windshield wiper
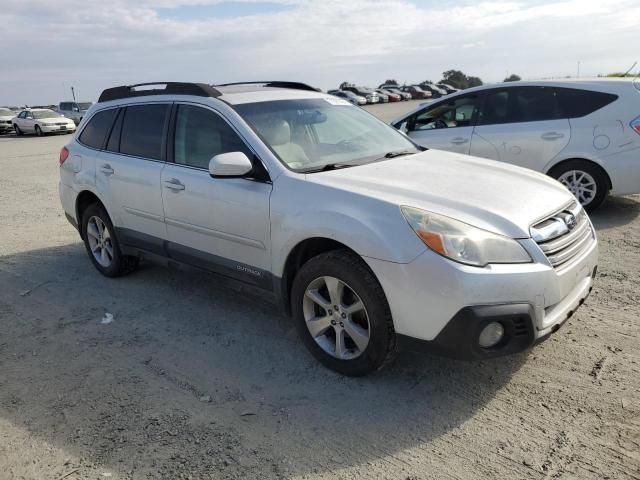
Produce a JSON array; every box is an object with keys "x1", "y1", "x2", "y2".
[
  {"x1": 382, "y1": 149, "x2": 417, "y2": 159},
  {"x1": 300, "y1": 163, "x2": 358, "y2": 173}
]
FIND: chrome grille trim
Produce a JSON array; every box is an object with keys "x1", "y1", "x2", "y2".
[{"x1": 531, "y1": 201, "x2": 595, "y2": 269}]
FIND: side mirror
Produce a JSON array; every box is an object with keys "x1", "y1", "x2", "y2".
[
  {"x1": 209, "y1": 151, "x2": 253, "y2": 178},
  {"x1": 398, "y1": 121, "x2": 409, "y2": 134}
]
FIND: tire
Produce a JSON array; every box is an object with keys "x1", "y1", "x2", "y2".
[
  {"x1": 81, "y1": 203, "x2": 139, "y2": 277},
  {"x1": 14, "y1": 124, "x2": 22, "y2": 136},
  {"x1": 35, "y1": 125, "x2": 43, "y2": 136},
  {"x1": 549, "y1": 160, "x2": 609, "y2": 212},
  {"x1": 291, "y1": 250, "x2": 395, "y2": 376}
]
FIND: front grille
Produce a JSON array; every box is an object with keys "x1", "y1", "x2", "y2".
[{"x1": 531, "y1": 202, "x2": 595, "y2": 269}]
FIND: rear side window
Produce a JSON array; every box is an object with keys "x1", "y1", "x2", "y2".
[
  {"x1": 479, "y1": 87, "x2": 559, "y2": 125},
  {"x1": 120, "y1": 104, "x2": 169, "y2": 160},
  {"x1": 78, "y1": 109, "x2": 117, "y2": 149},
  {"x1": 173, "y1": 104, "x2": 251, "y2": 169},
  {"x1": 556, "y1": 88, "x2": 618, "y2": 118}
]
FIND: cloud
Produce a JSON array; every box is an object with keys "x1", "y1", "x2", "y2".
[{"x1": 1, "y1": 0, "x2": 638, "y2": 104}]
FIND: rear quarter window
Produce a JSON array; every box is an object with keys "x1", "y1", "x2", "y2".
[
  {"x1": 78, "y1": 109, "x2": 118, "y2": 149},
  {"x1": 556, "y1": 87, "x2": 618, "y2": 118}
]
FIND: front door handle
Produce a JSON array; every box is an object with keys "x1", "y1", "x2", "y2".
[
  {"x1": 541, "y1": 132, "x2": 565, "y2": 141},
  {"x1": 164, "y1": 179, "x2": 185, "y2": 191},
  {"x1": 451, "y1": 137, "x2": 469, "y2": 145},
  {"x1": 99, "y1": 164, "x2": 114, "y2": 175}
]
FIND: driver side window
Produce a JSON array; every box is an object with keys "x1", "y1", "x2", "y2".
[{"x1": 413, "y1": 95, "x2": 478, "y2": 131}]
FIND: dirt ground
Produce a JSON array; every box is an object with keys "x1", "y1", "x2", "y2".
[{"x1": 0, "y1": 109, "x2": 639, "y2": 480}]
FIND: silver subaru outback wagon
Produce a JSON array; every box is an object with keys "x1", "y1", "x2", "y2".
[{"x1": 59, "y1": 82, "x2": 598, "y2": 376}]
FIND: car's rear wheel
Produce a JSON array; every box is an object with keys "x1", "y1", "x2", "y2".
[
  {"x1": 81, "y1": 203, "x2": 139, "y2": 277},
  {"x1": 291, "y1": 250, "x2": 395, "y2": 376},
  {"x1": 549, "y1": 160, "x2": 608, "y2": 211},
  {"x1": 35, "y1": 125, "x2": 43, "y2": 136},
  {"x1": 14, "y1": 124, "x2": 22, "y2": 136}
]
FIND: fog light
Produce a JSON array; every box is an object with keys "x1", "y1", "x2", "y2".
[{"x1": 478, "y1": 322, "x2": 504, "y2": 348}]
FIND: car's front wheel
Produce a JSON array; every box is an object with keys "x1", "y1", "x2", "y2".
[
  {"x1": 549, "y1": 160, "x2": 608, "y2": 212},
  {"x1": 291, "y1": 250, "x2": 395, "y2": 376},
  {"x1": 35, "y1": 125, "x2": 43, "y2": 136},
  {"x1": 81, "y1": 203, "x2": 139, "y2": 277},
  {"x1": 14, "y1": 124, "x2": 22, "y2": 136}
]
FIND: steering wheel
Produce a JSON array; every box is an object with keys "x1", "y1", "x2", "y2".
[{"x1": 434, "y1": 119, "x2": 448, "y2": 129}]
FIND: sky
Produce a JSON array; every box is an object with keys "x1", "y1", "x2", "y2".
[{"x1": 1, "y1": 0, "x2": 639, "y2": 105}]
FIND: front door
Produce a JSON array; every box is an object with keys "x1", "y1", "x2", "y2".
[
  {"x1": 160, "y1": 103, "x2": 272, "y2": 288},
  {"x1": 403, "y1": 93, "x2": 481, "y2": 154}
]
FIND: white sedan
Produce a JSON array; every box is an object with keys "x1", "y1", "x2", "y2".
[{"x1": 13, "y1": 109, "x2": 76, "y2": 136}]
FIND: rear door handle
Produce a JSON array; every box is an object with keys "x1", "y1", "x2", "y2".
[
  {"x1": 99, "y1": 164, "x2": 114, "y2": 175},
  {"x1": 541, "y1": 132, "x2": 565, "y2": 141},
  {"x1": 451, "y1": 137, "x2": 469, "y2": 145},
  {"x1": 164, "y1": 179, "x2": 185, "y2": 191}
]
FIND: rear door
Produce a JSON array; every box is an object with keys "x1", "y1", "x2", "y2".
[
  {"x1": 96, "y1": 103, "x2": 170, "y2": 250},
  {"x1": 469, "y1": 86, "x2": 570, "y2": 172},
  {"x1": 400, "y1": 93, "x2": 481, "y2": 154},
  {"x1": 160, "y1": 103, "x2": 272, "y2": 287}
]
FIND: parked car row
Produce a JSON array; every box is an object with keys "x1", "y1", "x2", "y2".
[
  {"x1": 11, "y1": 108, "x2": 76, "y2": 136},
  {"x1": 0, "y1": 100, "x2": 93, "y2": 135},
  {"x1": 327, "y1": 83, "x2": 460, "y2": 105}
]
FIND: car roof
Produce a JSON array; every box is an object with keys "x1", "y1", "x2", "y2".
[{"x1": 459, "y1": 77, "x2": 639, "y2": 95}]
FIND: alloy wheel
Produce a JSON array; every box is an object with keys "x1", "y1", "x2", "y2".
[
  {"x1": 558, "y1": 170, "x2": 597, "y2": 206},
  {"x1": 302, "y1": 276, "x2": 370, "y2": 360},
  {"x1": 86, "y1": 216, "x2": 114, "y2": 267}
]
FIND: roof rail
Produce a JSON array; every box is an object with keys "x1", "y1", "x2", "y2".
[
  {"x1": 98, "y1": 82, "x2": 222, "y2": 103},
  {"x1": 216, "y1": 81, "x2": 321, "y2": 92}
]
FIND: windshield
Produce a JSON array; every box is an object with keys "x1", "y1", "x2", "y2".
[
  {"x1": 77, "y1": 102, "x2": 92, "y2": 110},
  {"x1": 235, "y1": 98, "x2": 419, "y2": 172},
  {"x1": 0, "y1": 108, "x2": 13, "y2": 116},
  {"x1": 32, "y1": 110, "x2": 61, "y2": 119}
]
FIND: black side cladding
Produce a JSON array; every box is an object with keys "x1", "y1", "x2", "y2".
[{"x1": 98, "y1": 83, "x2": 222, "y2": 103}]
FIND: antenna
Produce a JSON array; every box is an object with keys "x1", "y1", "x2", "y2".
[
  {"x1": 71, "y1": 86, "x2": 76, "y2": 102},
  {"x1": 623, "y1": 61, "x2": 637, "y2": 77}
]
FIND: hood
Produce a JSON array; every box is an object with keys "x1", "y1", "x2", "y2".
[
  {"x1": 307, "y1": 150, "x2": 576, "y2": 238},
  {"x1": 0, "y1": 115, "x2": 13, "y2": 121}
]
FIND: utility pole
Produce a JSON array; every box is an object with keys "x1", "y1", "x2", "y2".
[{"x1": 71, "y1": 86, "x2": 76, "y2": 102}]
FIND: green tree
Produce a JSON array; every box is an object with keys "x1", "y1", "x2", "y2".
[
  {"x1": 420, "y1": 80, "x2": 433, "y2": 85},
  {"x1": 467, "y1": 76, "x2": 483, "y2": 87},
  {"x1": 439, "y1": 70, "x2": 483, "y2": 89},
  {"x1": 383, "y1": 79, "x2": 398, "y2": 85},
  {"x1": 504, "y1": 74, "x2": 521, "y2": 82},
  {"x1": 339, "y1": 81, "x2": 353, "y2": 89},
  {"x1": 606, "y1": 72, "x2": 638, "y2": 77}
]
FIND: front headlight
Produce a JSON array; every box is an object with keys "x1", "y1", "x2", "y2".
[{"x1": 401, "y1": 206, "x2": 532, "y2": 267}]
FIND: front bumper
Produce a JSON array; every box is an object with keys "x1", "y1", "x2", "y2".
[
  {"x1": 41, "y1": 124, "x2": 76, "y2": 133},
  {"x1": 364, "y1": 235, "x2": 598, "y2": 359}
]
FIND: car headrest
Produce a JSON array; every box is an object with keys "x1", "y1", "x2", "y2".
[{"x1": 260, "y1": 119, "x2": 291, "y2": 146}]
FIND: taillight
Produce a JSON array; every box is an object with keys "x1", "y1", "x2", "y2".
[
  {"x1": 59, "y1": 146, "x2": 69, "y2": 165},
  {"x1": 632, "y1": 116, "x2": 640, "y2": 136}
]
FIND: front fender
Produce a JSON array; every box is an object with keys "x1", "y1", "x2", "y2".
[{"x1": 269, "y1": 176, "x2": 427, "y2": 277}]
